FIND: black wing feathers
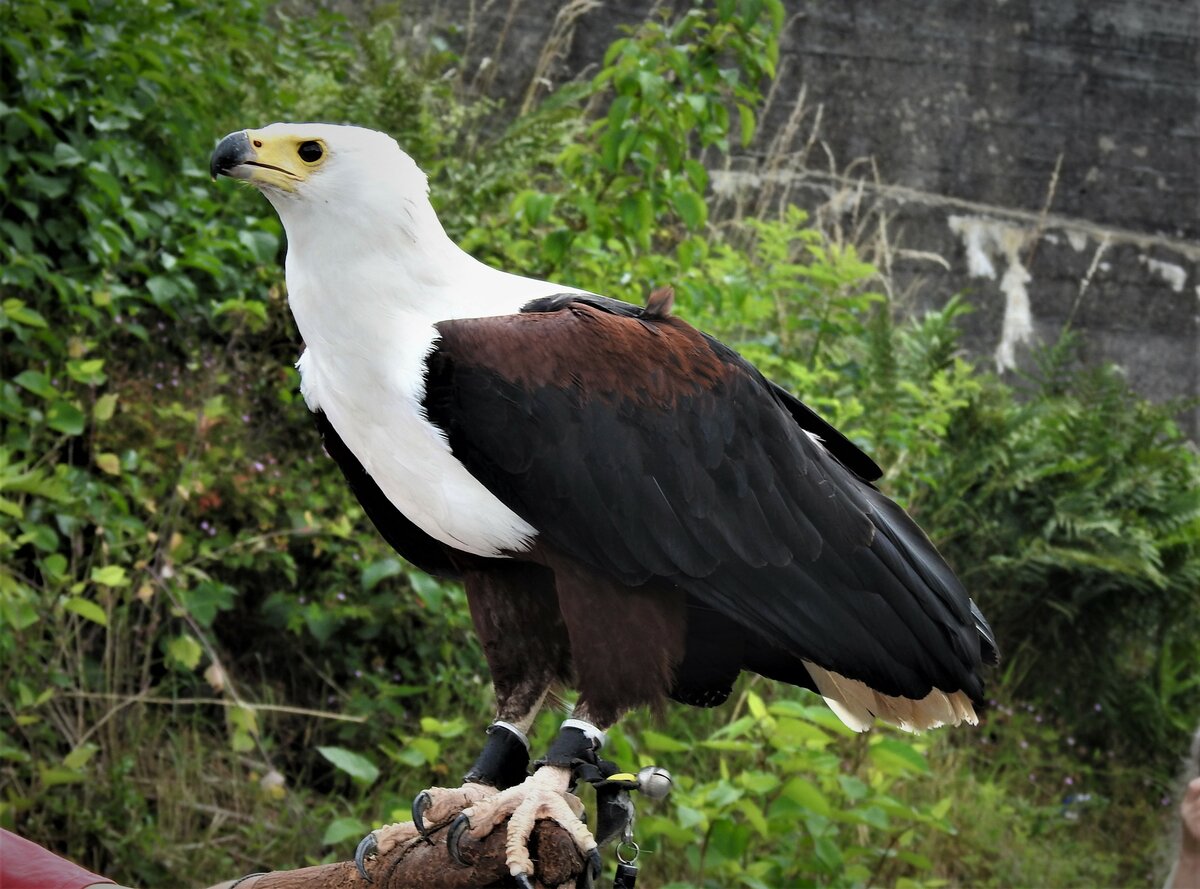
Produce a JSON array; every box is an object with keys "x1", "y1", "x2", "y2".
[{"x1": 424, "y1": 295, "x2": 987, "y2": 702}]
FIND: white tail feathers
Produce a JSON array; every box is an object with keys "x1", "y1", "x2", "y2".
[{"x1": 802, "y1": 660, "x2": 979, "y2": 733}]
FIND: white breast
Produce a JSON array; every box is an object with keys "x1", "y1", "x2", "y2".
[
  {"x1": 300, "y1": 341, "x2": 539, "y2": 557},
  {"x1": 286, "y1": 251, "x2": 580, "y2": 558}
]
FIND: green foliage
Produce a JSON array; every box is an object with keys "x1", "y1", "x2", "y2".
[
  {"x1": 1, "y1": 1, "x2": 1196, "y2": 886},
  {"x1": 928, "y1": 353, "x2": 1200, "y2": 767},
  {"x1": 624, "y1": 690, "x2": 957, "y2": 888}
]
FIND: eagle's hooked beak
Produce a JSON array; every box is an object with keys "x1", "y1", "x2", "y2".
[
  {"x1": 210, "y1": 130, "x2": 303, "y2": 191},
  {"x1": 210, "y1": 130, "x2": 254, "y2": 180}
]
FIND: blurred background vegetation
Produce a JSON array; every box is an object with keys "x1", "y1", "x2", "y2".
[{"x1": 1, "y1": 1, "x2": 1198, "y2": 886}]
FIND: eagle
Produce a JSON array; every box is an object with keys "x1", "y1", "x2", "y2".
[{"x1": 211, "y1": 123, "x2": 997, "y2": 884}]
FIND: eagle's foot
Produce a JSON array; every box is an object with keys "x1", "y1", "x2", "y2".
[
  {"x1": 447, "y1": 765, "x2": 601, "y2": 884},
  {"x1": 411, "y1": 781, "x2": 498, "y2": 839},
  {"x1": 351, "y1": 782, "x2": 498, "y2": 881}
]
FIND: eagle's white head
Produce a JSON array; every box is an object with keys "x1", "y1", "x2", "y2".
[
  {"x1": 210, "y1": 121, "x2": 577, "y2": 336},
  {"x1": 210, "y1": 122, "x2": 438, "y2": 246}
]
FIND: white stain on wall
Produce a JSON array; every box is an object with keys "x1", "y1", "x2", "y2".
[
  {"x1": 1138, "y1": 256, "x2": 1188, "y2": 293},
  {"x1": 948, "y1": 215, "x2": 1033, "y2": 372}
]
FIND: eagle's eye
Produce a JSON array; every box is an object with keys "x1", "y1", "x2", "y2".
[{"x1": 297, "y1": 141, "x2": 324, "y2": 164}]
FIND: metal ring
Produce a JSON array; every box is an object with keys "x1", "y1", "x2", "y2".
[{"x1": 616, "y1": 840, "x2": 640, "y2": 865}]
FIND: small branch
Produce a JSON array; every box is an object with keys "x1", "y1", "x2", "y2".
[{"x1": 60, "y1": 691, "x2": 366, "y2": 723}]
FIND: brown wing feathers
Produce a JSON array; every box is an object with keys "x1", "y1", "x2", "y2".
[{"x1": 422, "y1": 294, "x2": 991, "y2": 711}]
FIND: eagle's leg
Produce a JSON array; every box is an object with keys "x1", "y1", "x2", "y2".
[
  {"x1": 447, "y1": 717, "x2": 607, "y2": 887},
  {"x1": 355, "y1": 563, "x2": 567, "y2": 881},
  {"x1": 444, "y1": 548, "x2": 686, "y2": 884}
]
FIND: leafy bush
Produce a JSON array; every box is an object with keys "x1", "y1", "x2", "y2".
[{"x1": 2, "y1": 0, "x2": 1196, "y2": 886}]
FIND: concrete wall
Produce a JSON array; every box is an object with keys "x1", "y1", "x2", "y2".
[{"x1": 398, "y1": 0, "x2": 1200, "y2": 433}]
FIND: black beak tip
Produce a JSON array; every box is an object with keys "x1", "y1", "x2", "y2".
[{"x1": 210, "y1": 130, "x2": 252, "y2": 180}]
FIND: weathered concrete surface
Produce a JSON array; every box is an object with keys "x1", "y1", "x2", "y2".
[
  {"x1": 744, "y1": 0, "x2": 1200, "y2": 436},
  {"x1": 395, "y1": 0, "x2": 1200, "y2": 433}
]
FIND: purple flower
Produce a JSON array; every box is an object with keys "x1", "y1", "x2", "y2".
[
  {"x1": 241, "y1": 414, "x2": 251, "y2": 423},
  {"x1": 336, "y1": 592, "x2": 346, "y2": 602},
  {"x1": 1019, "y1": 740, "x2": 1029, "y2": 749},
  {"x1": 1029, "y1": 773, "x2": 1037, "y2": 783},
  {"x1": 253, "y1": 461, "x2": 265, "y2": 472},
  {"x1": 354, "y1": 669, "x2": 362, "y2": 678},
  {"x1": 1093, "y1": 703, "x2": 1103, "y2": 712},
  {"x1": 1066, "y1": 736, "x2": 1075, "y2": 746},
  {"x1": 1161, "y1": 795, "x2": 1173, "y2": 807},
  {"x1": 1064, "y1": 776, "x2": 1074, "y2": 786},
  {"x1": 298, "y1": 596, "x2": 307, "y2": 604}
]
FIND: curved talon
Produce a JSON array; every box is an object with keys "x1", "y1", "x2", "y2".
[
  {"x1": 412, "y1": 790, "x2": 434, "y2": 842},
  {"x1": 587, "y1": 847, "x2": 602, "y2": 881},
  {"x1": 514, "y1": 874, "x2": 535, "y2": 889},
  {"x1": 446, "y1": 813, "x2": 472, "y2": 866},
  {"x1": 576, "y1": 850, "x2": 601, "y2": 889},
  {"x1": 353, "y1": 832, "x2": 377, "y2": 883}
]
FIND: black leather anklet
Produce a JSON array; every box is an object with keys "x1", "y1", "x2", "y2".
[
  {"x1": 535, "y1": 719, "x2": 605, "y2": 774},
  {"x1": 463, "y1": 721, "x2": 530, "y2": 789}
]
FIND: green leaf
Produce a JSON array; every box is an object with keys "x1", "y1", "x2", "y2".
[
  {"x1": 93, "y1": 393, "x2": 118, "y2": 421},
  {"x1": 780, "y1": 777, "x2": 831, "y2": 816},
  {"x1": 63, "y1": 597, "x2": 108, "y2": 627},
  {"x1": 361, "y1": 558, "x2": 403, "y2": 591},
  {"x1": 403, "y1": 736, "x2": 440, "y2": 765},
  {"x1": 53, "y1": 142, "x2": 86, "y2": 167},
  {"x1": 41, "y1": 554, "x2": 68, "y2": 580},
  {"x1": 63, "y1": 743, "x2": 99, "y2": 770},
  {"x1": 322, "y1": 817, "x2": 369, "y2": 846},
  {"x1": 930, "y1": 796, "x2": 953, "y2": 820},
  {"x1": 317, "y1": 746, "x2": 380, "y2": 785},
  {"x1": 870, "y1": 737, "x2": 930, "y2": 775},
  {"x1": 736, "y1": 798, "x2": 770, "y2": 838},
  {"x1": 746, "y1": 690, "x2": 767, "y2": 719},
  {"x1": 736, "y1": 769, "x2": 779, "y2": 795},
  {"x1": 237, "y1": 229, "x2": 280, "y2": 264},
  {"x1": 229, "y1": 705, "x2": 259, "y2": 750},
  {"x1": 165, "y1": 634, "x2": 203, "y2": 670},
  {"x1": 40, "y1": 767, "x2": 87, "y2": 787},
  {"x1": 95, "y1": 452, "x2": 121, "y2": 475},
  {"x1": 91, "y1": 565, "x2": 128, "y2": 587},
  {"x1": 66, "y1": 358, "x2": 106, "y2": 385},
  {"x1": 145, "y1": 275, "x2": 179, "y2": 305},
  {"x1": 670, "y1": 188, "x2": 707, "y2": 230},
  {"x1": 17, "y1": 520, "x2": 59, "y2": 547},
  {"x1": 1, "y1": 598, "x2": 40, "y2": 631},
  {"x1": 47, "y1": 401, "x2": 86, "y2": 435},
  {"x1": 738, "y1": 104, "x2": 756, "y2": 147},
  {"x1": 640, "y1": 730, "x2": 691, "y2": 753},
  {"x1": 3, "y1": 299, "x2": 48, "y2": 328},
  {"x1": 15, "y1": 370, "x2": 57, "y2": 399}
]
